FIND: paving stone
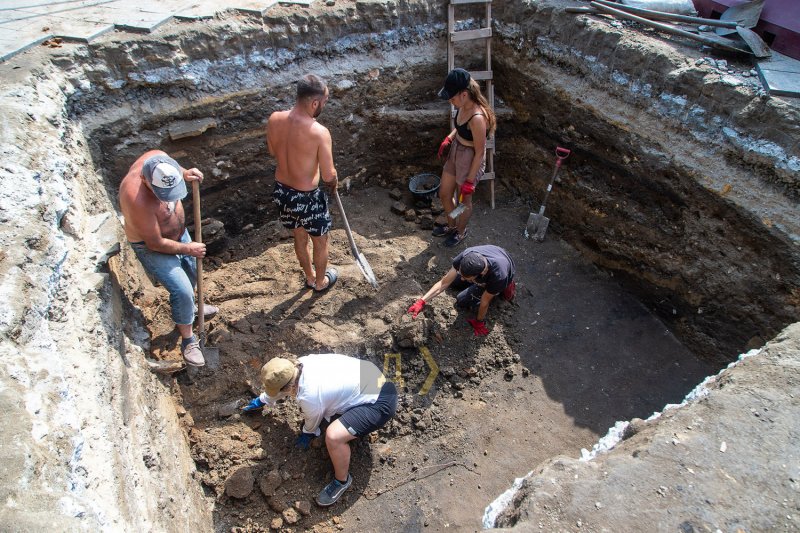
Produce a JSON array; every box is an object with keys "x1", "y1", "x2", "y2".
[{"x1": 756, "y1": 51, "x2": 800, "y2": 97}]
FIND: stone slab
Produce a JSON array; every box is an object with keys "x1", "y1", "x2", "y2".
[
  {"x1": 757, "y1": 68, "x2": 800, "y2": 97},
  {"x1": 231, "y1": 0, "x2": 282, "y2": 16},
  {"x1": 38, "y1": 18, "x2": 115, "y2": 43},
  {"x1": 0, "y1": 0, "x2": 123, "y2": 16},
  {"x1": 758, "y1": 50, "x2": 800, "y2": 72},
  {"x1": 757, "y1": 51, "x2": 800, "y2": 98},
  {"x1": 0, "y1": 0, "x2": 298, "y2": 62},
  {"x1": 168, "y1": 117, "x2": 218, "y2": 140},
  {"x1": 139, "y1": 0, "x2": 282, "y2": 19},
  {"x1": 0, "y1": 27, "x2": 50, "y2": 62}
]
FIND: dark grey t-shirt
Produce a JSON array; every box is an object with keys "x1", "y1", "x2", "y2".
[{"x1": 452, "y1": 245, "x2": 514, "y2": 295}]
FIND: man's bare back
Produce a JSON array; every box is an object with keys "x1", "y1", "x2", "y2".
[{"x1": 267, "y1": 105, "x2": 336, "y2": 192}]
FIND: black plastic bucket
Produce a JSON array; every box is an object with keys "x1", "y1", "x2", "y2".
[{"x1": 409, "y1": 173, "x2": 440, "y2": 202}]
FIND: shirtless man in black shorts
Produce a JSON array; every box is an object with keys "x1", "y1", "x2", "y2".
[{"x1": 266, "y1": 74, "x2": 339, "y2": 291}]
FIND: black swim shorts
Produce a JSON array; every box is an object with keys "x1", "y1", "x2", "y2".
[
  {"x1": 338, "y1": 381, "x2": 398, "y2": 437},
  {"x1": 272, "y1": 181, "x2": 332, "y2": 237}
]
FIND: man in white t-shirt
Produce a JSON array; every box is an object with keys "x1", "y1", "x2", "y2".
[{"x1": 242, "y1": 354, "x2": 398, "y2": 506}]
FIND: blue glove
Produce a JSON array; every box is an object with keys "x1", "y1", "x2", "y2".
[
  {"x1": 242, "y1": 397, "x2": 265, "y2": 412},
  {"x1": 294, "y1": 432, "x2": 316, "y2": 450}
]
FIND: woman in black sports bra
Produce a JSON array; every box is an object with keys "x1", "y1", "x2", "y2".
[{"x1": 433, "y1": 68, "x2": 497, "y2": 248}]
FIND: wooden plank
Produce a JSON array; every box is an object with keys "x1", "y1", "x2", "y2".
[
  {"x1": 451, "y1": 27, "x2": 492, "y2": 42},
  {"x1": 447, "y1": 5, "x2": 454, "y2": 73},
  {"x1": 486, "y1": 25, "x2": 492, "y2": 65},
  {"x1": 470, "y1": 69, "x2": 492, "y2": 80}
]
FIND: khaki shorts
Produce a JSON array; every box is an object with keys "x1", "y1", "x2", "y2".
[{"x1": 443, "y1": 137, "x2": 485, "y2": 186}]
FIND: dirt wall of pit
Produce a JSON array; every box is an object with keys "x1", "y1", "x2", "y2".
[
  {"x1": 489, "y1": 0, "x2": 800, "y2": 362},
  {"x1": 0, "y1": 0, "x2": 798, "y2": 529},
  {"x1": 0, "y1": 62, "x2": 210, "y2": 530}
]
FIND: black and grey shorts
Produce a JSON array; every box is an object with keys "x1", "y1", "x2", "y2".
[
  {"x1": 338, "y1": 381, "x2": 398, "y2": 437},
  {"x1": 272, "y1": 181, "x2": 332, "y2": 237}
]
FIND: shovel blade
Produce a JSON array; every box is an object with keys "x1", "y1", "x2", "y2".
[
  {"x1": 736, "y1": 26, "x2": 772, "y2": 58},
  {"x1": 357, "y1": 252, "x2": 379, "y2": 288},
  {"x1": 448, "y1": 203, "x2": 467, "y2": 220},
  {"x1": 525, "y1": 213, "x2": 550, "y2": 241},
  {"x1": 200, "y1": 337, "x2": 221, "y2": 370},
  {"x1": 533, "y1": 216, "x2": 550, "y2": 242}
]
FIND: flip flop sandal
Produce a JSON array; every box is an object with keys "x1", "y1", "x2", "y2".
[{"x1": 314, "y1": 267, "x2": 338, "y2": 293}]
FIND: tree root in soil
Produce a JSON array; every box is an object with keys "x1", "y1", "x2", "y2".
[{"x1": 363, "y1": 461, "x2": 478, "y2": 500}]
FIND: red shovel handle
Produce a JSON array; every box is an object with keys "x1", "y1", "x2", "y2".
[{"x1": 555, "y1": 147, "x2": 571, "y2": 167}]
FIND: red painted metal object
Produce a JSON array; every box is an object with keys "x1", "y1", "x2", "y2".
[{"x1": 692, "y1": 0, "x2": 800, "y2": 59}]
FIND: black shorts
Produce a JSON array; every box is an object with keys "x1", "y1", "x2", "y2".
[
  {"x1": 338, "y1": 382, "x2": 398, "y2": 437},
  {"x1": 272, "y1": 181, "x2": 332, "y2": 237}
]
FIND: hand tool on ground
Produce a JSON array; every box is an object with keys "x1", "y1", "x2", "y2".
[
  {"x1": 449, "y1": 193, "x2": 467, "y2": 220},
  {"x1": 592, "y1": 0, "x2": 771, "y2": 58},
  {"x1": 589, "y1": 1, "x2": 753, "y2": 54},
  {"x1": 720, "y1": 0, "x2": 771, "y2": 60},
  {"x1": 525, "y1": 146, "x2": 571, "y2": 242},
  {"x1": 192, "y1": 180, "x2": 220, "y2": 362},
  {"x1": 714, "y1": 0, "x2": 764, "y2": 35},
  {"x1": 333, "y1": 188, "x2": 379, "y2": 288}
]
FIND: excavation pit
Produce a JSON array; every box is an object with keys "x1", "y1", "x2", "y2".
[{"x1": 2, "y1": 0, "x2": 799, "y2": 531}]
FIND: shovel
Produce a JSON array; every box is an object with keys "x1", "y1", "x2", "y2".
[
  {"x1": 715, "y1": 0, "x2": 764, "y2": 35},
  {"x1": 592, "y1": 0, "x2": 771, "y2": 58},
  {"x1": 525, "y1": 147, "x2": 571, "y2": 242},
  {"x1": 333, "y1": 188, "x2": 379, "y2": 289},
  {"x1": 192, "y1": 180, "x2": 220, "y2": 366}
]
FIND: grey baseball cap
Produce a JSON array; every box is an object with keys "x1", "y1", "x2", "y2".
[{"x1": 142, "y1": 155, "x2": 187, "y2": 202}]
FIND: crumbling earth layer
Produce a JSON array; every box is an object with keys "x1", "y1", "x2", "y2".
[{"x1": 0, "y1": 0, "x2": 798, "y2": 531}]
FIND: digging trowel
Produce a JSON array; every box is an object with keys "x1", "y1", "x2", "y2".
[
  {"x1": 525, "y1": 146, "x2": 570, "y2": 242},
  {"x1": 192, "y1": 181, "x2": 220, "y2": 368}
]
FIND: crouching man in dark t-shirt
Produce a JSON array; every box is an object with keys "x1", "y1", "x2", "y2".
[{"x1": 407, "y1": 245, "x2": 516, "y2": 336}]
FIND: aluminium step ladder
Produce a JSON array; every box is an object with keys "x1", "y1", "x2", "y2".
[{"x1": 447, "y1": 0, "x2": 496, "y2": 208}]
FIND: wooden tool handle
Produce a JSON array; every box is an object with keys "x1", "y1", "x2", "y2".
[
  {"x1": 334, "y1": 189, "x2": 360, "y2": 258},
  {"x1": 192, "y1": 181, "x2": 205, "y2": 335}
]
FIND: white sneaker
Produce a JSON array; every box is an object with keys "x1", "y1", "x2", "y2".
[{"x1": 194, "y1": 304, "x2": 218, "y2": 319}]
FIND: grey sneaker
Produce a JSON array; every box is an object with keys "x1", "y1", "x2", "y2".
[
  {"x1": 443, "y1": 228, "x2": 468, "y2": 248},
  {"x1": 316, "y1": 474, "x2": 352, "y2": 507},
  {"x1": 194, "y1": 304, "x2": 218, "y2": 319},
  {"x1": 182, "y1": 340, "x2": 205, "y2": 367}
]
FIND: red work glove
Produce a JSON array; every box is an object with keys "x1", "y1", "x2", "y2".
[
  {"x1": 437, "y1": 137, "x2": 452, "y2": 160},
  {"x1": 408, "y1": 298, "x2": 426, "y2": 319},
  {"x1": 460, "y1": 181, "x2": 475, "y2": 196},
  {"x1": 467, "y1": 318, "x2": 489, "y2": 337}
]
